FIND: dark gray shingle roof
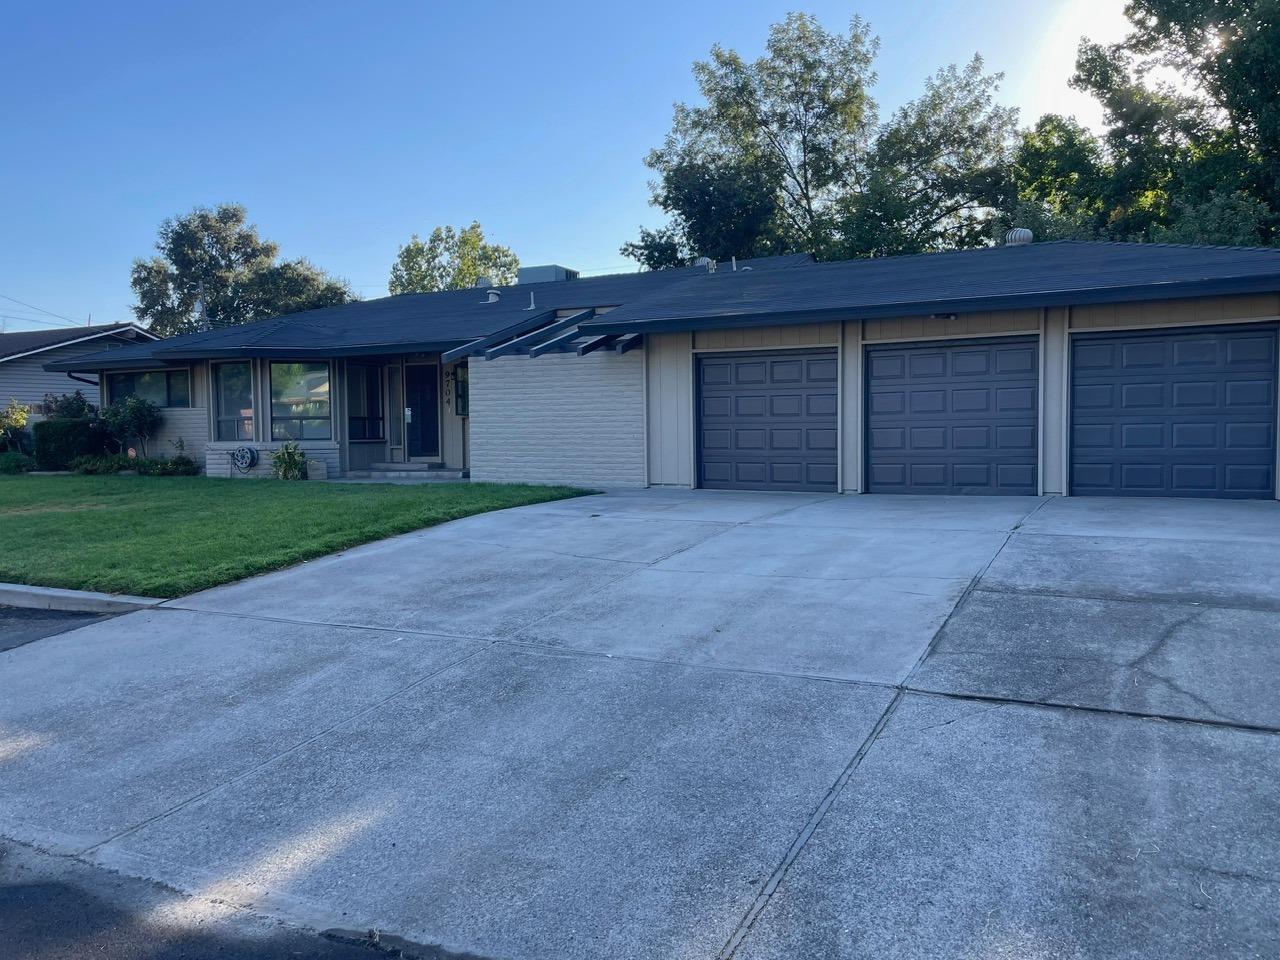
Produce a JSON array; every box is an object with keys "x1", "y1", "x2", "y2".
[
  {"x1": 0, "y1": 323, "x2": 150, "y2": 363},
  {"x1": 581, "y1": 241, "x2": 1280, "y2": 335},
  {"x1": 45, "y1": 255, "x2": 814, "y2": 371}
]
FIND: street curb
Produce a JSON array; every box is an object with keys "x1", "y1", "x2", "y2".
[{"x1": 0, "y1": 583, "x2": 165, "y2": 613}]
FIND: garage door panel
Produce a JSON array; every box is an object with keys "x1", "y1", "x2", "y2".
[
  {"x1": 995, "y1": 346, "x2": 1036, "y2": 373},
  {"x1": 770, "y1": 395, "x2": 802, "y2": 416},
  {"x1": 1226, "y1": 464, "x2": 1275, "y2": 492},
  {"x1": 1070, "y1": 324, "x2": 1278, "y2": 498},
  {"x1": 698, "y1": 350, "x2": 838, "y2": 492},
  {"x1": 807, "y1": 358, "x2": 838, "y2": 381},
  {"x1": 807, "y1": 394, "x2": 838, "y2": 416},
  {"x1": 865, "y1": 337, "x2": 1039, "y2": 495}
]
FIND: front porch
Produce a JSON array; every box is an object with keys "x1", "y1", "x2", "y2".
[{"x1": 204, "y1": 353, "x2": 469, "y2": 480}]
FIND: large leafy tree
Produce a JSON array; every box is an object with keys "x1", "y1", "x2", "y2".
[
  {"x1": 388, "y1": 222, "x2": 519, "y2": 294},
  {"x1": 131, "y1": 204, "x2": 353, "y2": 336},
  {"x1": 625, "y1": 16, "x2": 1018, "y2": 264},
  {"x1": 628, "y1": 13, "x2": 878, "y2": 265},
  {"x1": 1011, "y1": 0, "x2": 1278, "y2": 246},
  {"x1": 839, "y1": 57, "x2": 1019, "y2": 257}
]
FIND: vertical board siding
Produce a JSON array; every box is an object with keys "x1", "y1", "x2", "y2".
[
  {"x1": 469, "y1": 351, "x2": 646, "y2": 487},
  {"x1": 441, "y1": 360, "x2": 468, "y2": 468},
  {"x1": 863, "y1": 310, "x2": 1040, "y2": 342},
  {"x1": 693, "y1": 323, "x2": 841, "y2": 350},
  {"x1": 1070, "y1": 294, "x2": 1280, "y2": 329},
  {"x1": 646, "y1": 332, "x2": 694, "y2": 486}
]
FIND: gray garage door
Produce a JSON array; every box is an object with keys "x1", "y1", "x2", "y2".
[
  {"x1": 1071, "y1": 324, "x2": 1278, "y2": 498},
  {"x1": 865, "y1": 337, "x2": 1039, "y2": 495},
  {"x1": 697, "y1": 349, "x2": 838, "y2": 491}
]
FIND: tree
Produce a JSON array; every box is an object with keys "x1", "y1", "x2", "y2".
[
  {"x1": 1007, "y1": 2, "x2": 1279, "y2": 247},
  {"x1": 838, "y1": 57, "x2": 1019, "y2": 257},
  {"x1": 388, "y1": 222, "x2": 519, "y2": 294},
  {"x1": 1152, "y1": 189, "x2": 1273, "y2": 246},
  {"x1": 131, "y1": 204, "x2": 354, "y2": 337},
  {"x1": 627, "y1": 13, "x2": 878, "y2": 263},
  {"x1": 101, "y1": 396, "x2": 162, "y2": 457},
  {"x1": 1005, "y1": 114, "x2": 1109, "y2": 239},
  {"x1": 0, "y1": 398, "x2": 28, "y2": 451},
  {"x1": 618, "y1": 226, "x2": 692, "y2": 271}
]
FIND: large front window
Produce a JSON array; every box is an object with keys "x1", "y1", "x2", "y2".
[
  {"x1": 346, "y1": 364, "x2": 384, "y2": 441},
  {"x1": 106, "y1": 369, "x2": 190, "y2": 407},
  {"x1": 270, "y1": 362, "x2": 331, "y2": 440},
  {"x1": 214, "y1": 362, "x2": 254, "y2": 441}
]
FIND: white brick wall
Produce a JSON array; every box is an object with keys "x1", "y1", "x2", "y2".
[{"x1": 469, "y1": 351, "x2": 646, "y2": 488}]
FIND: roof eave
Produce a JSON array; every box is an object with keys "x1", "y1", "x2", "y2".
[{"x1": 579, "y1": 274, "x2": 1280, "y2": 336}]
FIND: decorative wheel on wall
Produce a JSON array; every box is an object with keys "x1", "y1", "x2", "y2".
[{"x1": 230, "y1": 446, "x2": 258, "y2": 474}]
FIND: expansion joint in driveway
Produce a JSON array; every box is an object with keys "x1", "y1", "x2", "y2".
[{"x1": 716, "y1": 689, "x2": 906, "y2": 960}]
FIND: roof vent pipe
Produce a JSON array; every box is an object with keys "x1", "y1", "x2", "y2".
[
  {"x1": 484, "y1": 289, "x2": 501, "y2": 303},
  {"x1": 1004, "y1": 227, "x2": 1033, "y2": 246}
]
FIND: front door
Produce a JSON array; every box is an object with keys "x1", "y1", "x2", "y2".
[{"x1": 405, "y1": 363, "x2": 440, "y2": 459}]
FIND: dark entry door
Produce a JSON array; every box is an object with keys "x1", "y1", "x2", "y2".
[
  {"x1": 864, "y1": 337, "x2": 1039, "y2": 495},
  {"x1": 405, "y1": 363, "x2": 440, "y2": 458},
  {"x1": 697, "y1": 349, "x2": 838, "y2": 492},
  {"x1": 1070, "y1": 324, "x2": 1278, "y2": 498}
]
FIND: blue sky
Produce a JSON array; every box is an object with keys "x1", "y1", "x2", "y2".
[{"x1": 0, "y1": 0, "x2": 1130, "y2": 331}]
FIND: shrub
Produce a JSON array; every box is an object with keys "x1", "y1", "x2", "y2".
[
  {"x1": 136, "y1": 454, "x2": 201, "y2": 476},
  {"x1": 70, "y1": 453, "x2": 134, "y2": 475},
  {"x1": 0, "y1": 398, "x2": 29, "y2": 451},
  {"x1": 101, "y1": 396, "x2": 163, "y2": 456},
  {"x1": 41, "y1": 390, "x2": 96, "y2": 419},
  {"x1": 0, "y1": 451, "x2": 35, "y2": 474},
  {"x1": 33, "y1": 418, "x2": 115, "y2": 470},
  {"x1": 271, "y1": 441, "x2": 307, "y2": 480}
]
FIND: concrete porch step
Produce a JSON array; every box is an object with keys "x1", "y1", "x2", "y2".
[
  {"x1": 369, "y1": 461, "x2": 451, "y2": 472},
  {"x1": 344, "y1": 466, "x2": 469, "y2": 482}
]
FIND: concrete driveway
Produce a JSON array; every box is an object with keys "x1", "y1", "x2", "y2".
[{"x1": 1, "y1": 491, "x2": 1277, "y2": 959}]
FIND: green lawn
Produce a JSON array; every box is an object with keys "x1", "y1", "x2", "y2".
[{"x1": 0, "y1": 475, "x2": 590, "y2": 598}]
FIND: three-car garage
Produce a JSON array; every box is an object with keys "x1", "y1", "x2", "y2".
[{"x1": 688, "y1": 319, "x2": 1278, "y2": 500}]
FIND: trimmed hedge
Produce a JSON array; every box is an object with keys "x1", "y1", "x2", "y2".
[
  {"x1": 0, "y1": 451, "x2": 35, "y2": 474},
  {"x1": 33, "y1": 418, "x2": 116, "y2": 470}
]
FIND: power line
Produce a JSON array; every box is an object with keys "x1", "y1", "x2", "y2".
[
  {"x1": 0, "y1": 313, "x2": 74, "y2": 329},
  {"x1": 0, "y1": 292, "x2": 83, "y2": 326}
]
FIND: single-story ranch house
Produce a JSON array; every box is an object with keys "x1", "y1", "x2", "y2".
[{"x1": 49, "y1": 237, "x2": 1280, "y2": 499}]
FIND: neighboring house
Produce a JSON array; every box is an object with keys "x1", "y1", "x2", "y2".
[
  {"x1": 48, "y1": 238, "x2": 1280, "y2": 499},
  {"x1": 0, "y1": 323, "x2": 158, "y2": 414}
]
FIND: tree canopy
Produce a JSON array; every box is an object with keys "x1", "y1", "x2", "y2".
[
  {"x1": 388, "y1": 222, "x2": 519, "y2": 294},
  {"x1": 626, "y1": 4, "x2": 1279, "y2": 266},
  {"x1": 131, "y1": 204, "x2": 353, "y2": 337}
]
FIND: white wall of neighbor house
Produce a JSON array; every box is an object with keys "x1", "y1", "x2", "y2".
[
  {"x1": 641, "y1": 296, "x2": 1280, "y2": 496},
  {"x1": 469, "y1": 350, "x2": 647, "y2": 487},
  {"x1": 2, "y1": 339, "x2": 128, "y2": 409}
]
